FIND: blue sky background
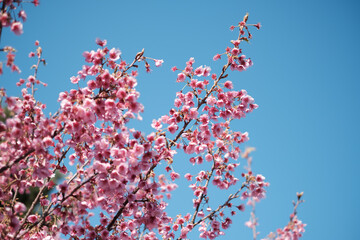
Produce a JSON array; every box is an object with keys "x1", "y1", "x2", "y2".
[{"x1": 1, "y1": 0, "x2": 360, "y2": 239}]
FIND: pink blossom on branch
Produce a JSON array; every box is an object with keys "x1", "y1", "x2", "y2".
[
  {"x1": 0, "y1": 10, "x2": 306, "y2": 240},
  {"x1": 155, "y1": 59, "x2": 164, "y2": 67},
  {"x1": 109, "y1": 48, "x2": 121, "y2": 61},
  {"x1": 18, "y1": 10, "x2": 27, "y2": 22}
]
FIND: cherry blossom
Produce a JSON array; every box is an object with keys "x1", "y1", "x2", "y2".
[
  {"x1": 0, "y1": 9, "x2": 306, "y2": 240},
  {"x1": 11, "y1": 22, "x2": 23, "y2": 35}
]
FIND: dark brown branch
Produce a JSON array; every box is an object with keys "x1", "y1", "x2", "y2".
[
  {"x1": 0, "y1": 2, "x2": 6, "y2": 44},
  {"x1": 106, "y1": 164, "x2": 156, "y2": 231},
  {"x1": 176, "y1": 184, "x2": 246, "y2": 240},
  {"x1": 14, "y1": 184, "x2": 47, "y2": 238},
  {"x1": 0, "y1": 149, "x2": 34, "y2": 174},
  {"x1": 193, "y1": 185, "x2": 245, "y2": 228},
  {"x1": 17, "y1": 174, "x2": 98, "y2": 239},
  {"x1": 190, "y1": 163, "x2": 216, "y2": 224},
  {"x1": 0, "y1": 123, "x2": 63, "y2": 175},
  {"x1": 106, "y1": 50, "x2": 232, "y2": 233}
]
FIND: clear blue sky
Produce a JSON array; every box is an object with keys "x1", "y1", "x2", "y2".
[{"x1": 2, "y1": 0, "x2": 360, "y2": 239}]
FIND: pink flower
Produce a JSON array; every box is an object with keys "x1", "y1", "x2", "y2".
[
  {"x1": 213, "y1": 54, "x2": 221, "y2": 61},
  {"x1": 93, "y1": 161, "x2": 110, "y2": 173},
  {"x1": 133, "y1": 143, "x2": 144, "y2": 156},
  {"x1": 0, "y1": 12, "x2": 9, "y2": 27},
  {"x1": 6, "y1": 52, "x2": 14, "y2": 67},
  {"x1": 185, "y1": 142, "x2": 196, "y2": 154},
  {"x1": 224, "y1": 80, "x2": 233, "y2": 89},
  {"x1": 58, "y1": 182, "x2": 68, "y2": 193},
  {"x1": 199, "y1": 114, "x2": 209, "y2": 124},
  {"x1": 96, "y1": 38, "x2": 107, "y2": 47},
  {"x1": 215, "y1": 139, "x2": 224, "y2": 148},
  {"x1": 236, "y1": 204, "x2": 245, "y2": 211},
  {"x1": 87, "y1": 79, "x2": 97, "y2": 89},
  {"x1": 221, "y1": 218, "x2": 232, "y2": 229},
  {"x1": 177, "y1": 72, "x2": 186, "y2": 82},
  {"x1": 10, "y1": 216, "x2": 20, "y2": 231},
  {"x1": 184, "y1": 173, "x2": 192, "y2": 181},
  {"x1": 70, "y1": 76, "x2": 80, "y2": 84},
  {"x1": 155, "y1": 136, "x2": 166, "y2": 147},
  {"x1": 203, "y1": 66, "x2": 211, "y2": 77},
  {"x1": 206, "y1": 96, "x2": 216, "y2": 106},
  {"x1": 109, "y1": 48, "x2": 121, "y2": 61},
  {"x1": 173, "y1": 224, "x2": 179, "y2": 231},
  {"x1": 189, "y1": 108, "x2": 198, "y2": 119},
  {"x1": 18, "y1": 10, "x2": 27, "y2": 22},
  {"x1": 33, "y1": 0, "x2": 40, "y2": 6},
  {"x1": 174, "y1": 98, "x2": 182, "y2": 107},
  {"x1": 194, "y1": 66, "x2": 204, "y2": 76},
  {"x1": 245, "y1": 220, "x2": 253, "y2": 228},
  {"x1": 11, "y1": 22, "x2": 23, "y2": 35},
  {"x1": 256, "y1": 174, "x2": 265, "y2": 182},
  {"x1": 170, "y1": 172, "x2": 180, "y2": 181},
  {"x1": 40, "y1": 198, "x2": 50, "y2": 206},
  {"x1": 11, "y1": 64, "x2": 20, "y2": 73},
  {"x1": 131, "y1": 70, "x2": 138, "y2": 76},
  {"x1": 14, "y1": 202, "x2": 27, "y2": 213},
  {"x1": 180, "y1": 227, "x2": 189, "y2": 238},
  {"x1": 231, "y1": 48, "x2": 240, "y2": 56},
  {"x1": 185, "y1": 65, "x2": 192, "y2": 74},
  {"x1": 43, "y1": 136, "x2": 54, "y2": 147},
  {"x1": 187, "y1": 57, "x2": 195, "y2": 66},
  {"x1": 28, "y1": 215, "x2": 38, "y2": 223},
  {"x1": 185, "y1": 91, "x2": 194, "y2": 102},
  {"x1": 105, "y1": 99, "x2": 116, "y2": 111},
  {"x1": 145, "y1": 62, "x2": 151, "y2": 72},
  {"x1": 108, "y1": 179, "x2": 119, "y2": 189},
  {"x1": 168, "y1": 123, "x2": 178, "y2": 134},
  {"x1": 154, "y1": 59, "x2": 164, "y2": 67},
  {"x1": 196, "y1": 81, "x2": 205, "y2": 89},
  {"x1": 83, "y1": 51, "x2": 93, "y2": 62},
  {"x1": 241, "y1": 191, "x2": 249, "y2": 200},
  {"x1": 151, "y1": 119, "x2": 162, "y2": 130},
  {"x1": 231, "y1": 39, "x2": 241, "y2": 47},
  {"x1": 205, "y1": 154, "x2": 213, "y2": 162}
]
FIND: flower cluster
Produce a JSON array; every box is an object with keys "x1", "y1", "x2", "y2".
[
  {"x1": 0, "y1": 10, "x2": 305, "y2": 240},
  {"x1": 263, "y1": 193, "x2": 306, "y2": 240},
  {"x1": 0, "y1": 0, "x2": 39, "y2": 74}
]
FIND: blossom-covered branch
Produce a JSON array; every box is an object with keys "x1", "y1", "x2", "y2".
[{"x1": 0, "y1": 5, "x2": 306, "y2": 240}]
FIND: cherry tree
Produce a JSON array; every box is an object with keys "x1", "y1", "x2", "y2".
[{"x1": 0, "y1": 1, "x2": 305, "y2": 240}]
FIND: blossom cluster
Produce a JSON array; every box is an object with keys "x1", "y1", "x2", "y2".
[
  {"x1": 262, "y1": 193, "x2": 306, "y2": 240},
  {"x1": 0, "y1": 0, "x2": 39, "y2": 74},
  {"x1": 0, "y1": 10, "x2": 305, "y2": 240}
]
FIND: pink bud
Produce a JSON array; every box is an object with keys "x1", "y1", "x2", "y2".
[{"x1": 11, "y1": 22, "x2": 23, "y2": 35}]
